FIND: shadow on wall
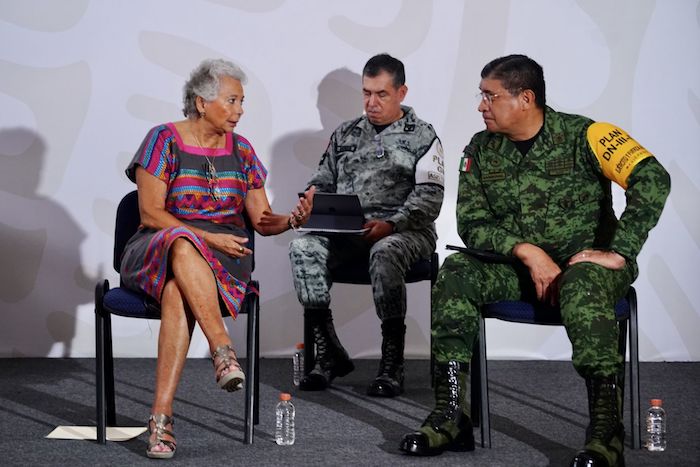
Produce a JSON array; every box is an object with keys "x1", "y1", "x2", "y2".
[
  {"x1": 258, "y1": 67, "x2": 363, "y2": 254},
  {"x1": 253, "y1": 68, "x2": 370, "y2": 350},
  {"x1": 267, "y1": 66, "x2": 364, "y2": 228},
  {"x1": 0, "y1": 127, "x2": 98, "y2": 357}
]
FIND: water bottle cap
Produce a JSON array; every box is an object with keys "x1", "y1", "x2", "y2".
[
  {"x1": 650, "y1": 398, "x2": 663, "y2": 406},
  {"x1": 280, "y1": 393, "x2": 292, "y2": 401},
  {"x1": 295, "y1": 342, "x2": 305, "y2": 350}
]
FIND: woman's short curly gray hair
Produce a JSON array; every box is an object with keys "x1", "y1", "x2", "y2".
[{"x1": 182, "y1": 59, "x2": 248, "y2": 118}]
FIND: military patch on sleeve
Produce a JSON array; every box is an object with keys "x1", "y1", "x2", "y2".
[
  {"x1": 586, "y1": 122, "x2": 654, "y2": 189},
  {"x1": 459, "y1": 155, "x2": 472, "y2": 172},
  {"x1": 415, "y1": 138, "x2": 444, "y2": 186}
]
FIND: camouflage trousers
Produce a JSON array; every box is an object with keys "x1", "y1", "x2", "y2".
[
  {"x1": 289, "y1": 229, "x2": 436, "y2": 320},
  {"x1": 432, "y1": 253, "x2": 634, "y2": 378}
]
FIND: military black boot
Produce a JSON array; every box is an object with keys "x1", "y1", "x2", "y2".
[
  {"x1": 399, "y1": 361, "x2": 475, "y2": 456},
  {"x1": 571, "y1": 375, "x2": 626, "y2": 467},
  {"x1": 367, "y1": 318, "x2": 405, "y2": 397},
  {"x1": 299, "y1": 309, "x2": 355, "y2": 391}
]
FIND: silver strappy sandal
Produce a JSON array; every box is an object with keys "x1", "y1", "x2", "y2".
[
  {"x1": 146, "y1": 413, "x2": 176, "y2": 459},
  {"x1": 212, "y1": 344, "x2": 245, "y2": 392}
]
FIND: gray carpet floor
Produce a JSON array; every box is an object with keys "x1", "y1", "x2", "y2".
[{"x1": 0, "y1": 358, "x2": 697, "y2": 466}]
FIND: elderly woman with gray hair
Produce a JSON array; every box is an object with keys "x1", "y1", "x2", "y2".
[{"x1": 120, "y1": 58, "x2": 314, "y2": 459}]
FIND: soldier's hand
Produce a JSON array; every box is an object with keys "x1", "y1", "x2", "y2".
[
  {"x1": 513, "y1": 243, "x2": 561, "y2": 305},
  {"x1": 363, "y1": 219, "x2": 393, "y2": 242},
  {"x1": 568, "y1": 249, "x2": 626, "y2": 270}
]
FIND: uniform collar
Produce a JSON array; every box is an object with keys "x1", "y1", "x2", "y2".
[{"x1": 362, "y1": 105, "x2": 415, "y2": 134}]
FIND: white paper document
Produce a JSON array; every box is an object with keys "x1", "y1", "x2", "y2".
[{"x1": 46, "y1": 425, "x2": 147, "y2": 441}]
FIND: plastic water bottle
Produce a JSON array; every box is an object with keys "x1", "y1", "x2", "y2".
[
  {"x1": 275, "y1": 393, "x2": 295, "y2": 445},
  {"x1": 645, "y1": 398, "x2": 667, "y2": 451},
  {"x1": 293, "y1": 342, "x2": 305, "y2": 387}
]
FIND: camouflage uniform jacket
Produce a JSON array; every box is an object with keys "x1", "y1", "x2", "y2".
[
  {"x1": 309, "y1": 105, "x2": 444, "y2": 233},
  {"x1": 457, "y1": 107, "x2": 670, "y2": 267}
]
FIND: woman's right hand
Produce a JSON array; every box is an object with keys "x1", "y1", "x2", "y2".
[
  {"x1": 203, "y1": 232, "x2": 250, "y2": 258},
  {"x1": 290, "y1": 186, "x2": 316, "y2": 227}
]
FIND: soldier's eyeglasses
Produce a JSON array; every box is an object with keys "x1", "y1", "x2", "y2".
[
  {"x1": 476, "y1": 91, "x2": 502, "y2": 105},
  {"x1": 374, "y1": 135, "x2": 384, "y2": 158}
]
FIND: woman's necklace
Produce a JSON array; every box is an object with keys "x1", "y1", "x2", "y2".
[{"x1": 192, "y1": 131, "x2": 221, "y2": 200}]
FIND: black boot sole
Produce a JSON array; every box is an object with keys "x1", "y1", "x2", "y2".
[
  {"x1": 399, "y1": 428, "x2": 475, "y2": 456},
  {"x1": 366, "y1": 378, "x2": 403, "y2": 397},
  {"x1": 299, "y1": 358, "x2": 355, "y2": 391}
]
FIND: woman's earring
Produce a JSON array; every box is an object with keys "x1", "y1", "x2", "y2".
[{"x1": 199, "y1": 111, "x2": 206, "y2": 118}]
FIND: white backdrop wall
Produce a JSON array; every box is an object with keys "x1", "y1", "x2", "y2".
[{"x1": 1, "y1": 0, "x2": 698, "y2": 361}]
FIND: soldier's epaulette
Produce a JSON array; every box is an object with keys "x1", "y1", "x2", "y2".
[
  {"x1": 403, "y1": 123, "x2": 416, "y2": 132},
  {"x1": 339, "y1": 116, "x2": 364, "y2": 141}
]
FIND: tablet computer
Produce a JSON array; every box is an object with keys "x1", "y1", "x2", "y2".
[{"x1": 295, "y1": 193, "x2": 368, "y2": 235}]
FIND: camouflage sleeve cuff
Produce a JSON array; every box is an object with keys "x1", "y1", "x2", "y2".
[
  {"x1": 608, "y1": 238, "x2": 638, "y2": 263},
  {"x1": 388, "y1": 214, "x2": 409, "y2": 232},
  {"x1": 493, "y1": 232, "x2": 524, "y2": 256}
]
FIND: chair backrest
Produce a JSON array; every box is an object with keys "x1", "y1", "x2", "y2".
[
  {"x1": 113, "y1": 191, "x2": 141, "y2": 272},
  {"x1": 112, "y1": 190, "x2": 256, "y2": 273}
]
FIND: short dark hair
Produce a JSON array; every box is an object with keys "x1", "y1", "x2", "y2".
[
  {"x1": 481, "y1": 54, "x2": 546, "y2": 108},
  {"x1": 363, "y1": 53, "x2": 405, "y2": 88}
]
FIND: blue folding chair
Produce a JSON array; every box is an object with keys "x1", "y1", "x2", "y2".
[
  {"x1": 444, "y1": 245, "x2": 640, "y2": 449},
  {"x1": 94, "y1": 190, "x2": 260, "y2": 444}
]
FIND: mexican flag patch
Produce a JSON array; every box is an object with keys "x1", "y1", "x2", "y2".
[{"x1": 460, "y1": 155, "x2": 472, "y2": 172}]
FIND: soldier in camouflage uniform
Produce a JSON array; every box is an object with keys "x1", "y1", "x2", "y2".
[
  {"x1": 289, "y1": 54, "x2": 444, "y2": 397},
  {"x1": 400, "y1": 55, "x2": 670, "y2": 466}
]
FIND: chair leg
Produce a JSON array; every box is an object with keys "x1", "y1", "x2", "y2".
[
  {"x1": 254, "y1": 296, "x2": 260, "y2": 426},
  {"x1": 628, "y1": 288, "x2": 641, "y2": 449},
  {"x1": 616, "y1": 319, "x2": 628, "y2": 418},
  {"x1": 95, "y1": 282, "x2": 107, "y2": 445},
  {"x1": 470, "y1": 341, "x2": 481, "y2": 427},
  {"x1": 244, "y1": 291, "x2": 259, "y2": 444},
  {"x1": 104, "y1": 312, "x2": 116, "y2": 427},
  {"x1": 478, "y1": 314, "x2": 491, "y2": 448}
]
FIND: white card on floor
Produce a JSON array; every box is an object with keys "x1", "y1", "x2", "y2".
[{"x1": 46, "y1": 426, "x2": 146, "y2": 441}]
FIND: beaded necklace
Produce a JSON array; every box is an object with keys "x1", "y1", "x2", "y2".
[{"x1": 192, "y1": 132, "x2": 221, "y2": 200}]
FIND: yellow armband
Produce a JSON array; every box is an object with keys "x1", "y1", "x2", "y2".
[{"x1": 586, "y1": 122, "x2": 654, "y2": 189}]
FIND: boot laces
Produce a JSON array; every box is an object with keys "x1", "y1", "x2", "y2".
[
  {"x1": 589, "y1": 380, "x2": 620, "y2": 441},
  {"x1": 425, "y1": 362, "x2": 462, "y2": 427},
  {"x1": 378, "y1": 336, "x2": 402, "y2": 374}
]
